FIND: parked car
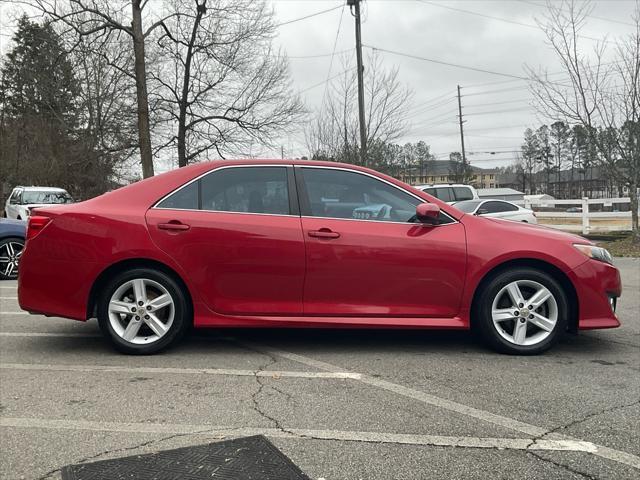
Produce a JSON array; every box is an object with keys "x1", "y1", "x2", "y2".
[
  {"x1": 0, "y1": 218, "x2": 26, "y2": 280},
  {"x1": 18, "y1": 160, "x2": 620, "y2": 355},
  {"x1": 453, "y1": 199, "x2": 537, "y2": 224},
  {"x1": 415, "y1": 184, "x2": 479, "y2": 203},
  {"x1": 566, "y1": 206, "x2": 583, "y2": 213},
  {"x1": 4, "y1": 186, "x2": 74, "y2": 220}
]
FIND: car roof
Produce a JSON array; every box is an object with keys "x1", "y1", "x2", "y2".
[{"x1": 83, "y1": 159, "x2": 464, "y2": 221}]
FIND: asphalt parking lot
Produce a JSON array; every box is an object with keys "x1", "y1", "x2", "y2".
[{"x1": 0, "y1": 258, "x2": 638, "y2": 480}]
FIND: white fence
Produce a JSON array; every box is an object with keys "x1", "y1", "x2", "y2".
[{"x1": 514, "y1": 197, "x2": 636, "y2": 235}]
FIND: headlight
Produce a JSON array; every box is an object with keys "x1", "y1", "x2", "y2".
[{"x1": 573, "y1": 244, "x2": 614, "y2": 265}]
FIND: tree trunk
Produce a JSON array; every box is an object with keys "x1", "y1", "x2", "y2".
[
  {"x1": 177, "y1": 1, "x2": 206, "y2": 168},
  {"x1": 631, "y1": 179, "x2": 639, "y2": 242},
  {"x1": 131, "y1": 0, "x2": 154, "y2": 178}
]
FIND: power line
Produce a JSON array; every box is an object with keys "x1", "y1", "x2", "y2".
[
  {"x1": 517, "y1": 0, "x2": 635, "y2": 27},
  {"x1": 415, "y1": 0, "x2": 620, "y2": 44},
  {"x1": 288, "y1": 48, "x2": 353, "y2": 59},
  {"x1": 465, "y1": 99, "x2": 532, "y2": 108},
  {"x1": 464, "y1": 106, "x2": 536, "y2": 116},
  {"x1": 406, "y1": 97, "x2": 457, "y2": 118},
  {"x1": 364, "y1": 44, "x2": 528, "y2": 80},
  {"x1": 320, "y1": 4, "x2": 347, "y2": 112},
  {"x1": 274, "y1": 4, "x2": 344, "y2": 27},
  {"x1": 298, "y1": 69, "x2": 349, "y2": 94}
]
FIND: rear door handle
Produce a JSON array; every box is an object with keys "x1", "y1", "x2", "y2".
[
  {"x1": 308, "y1": 229, "x2": 340, "y2": 239},
  {"x1": 158, "y1": 221, "x2": 190, "y2": 231}
]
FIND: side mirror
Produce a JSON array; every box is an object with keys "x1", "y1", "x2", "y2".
[
  {"x1": 416, "y1": 203, "x2": 440, "y2": 224},
  {"x1": 476, "y1": 208, "x2": 489, "y2": 215}
]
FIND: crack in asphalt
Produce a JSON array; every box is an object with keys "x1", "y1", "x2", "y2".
[
  {"x1": 526, "y1": 451, "x2": 598, "y2": 480},
  {"x1": 521, "y1": 399, "x2": 640, "y2": 480}
]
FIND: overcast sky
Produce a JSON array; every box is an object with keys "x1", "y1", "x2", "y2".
[
  {"x1": 270, "y1": 0, "x2": 637, "y2": 168},
  {"x1": 0, "y1": 0, "x2": 636, "y2": 170}
]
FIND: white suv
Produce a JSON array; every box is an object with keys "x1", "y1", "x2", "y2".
[
  {"x1": 4, "y1": 186, "x2": 74, "y2": 220},
  {"x1": 416, "y1": 184, "x2": 479, "y2": 204}
]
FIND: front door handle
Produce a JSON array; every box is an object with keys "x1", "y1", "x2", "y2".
[
  {"x1": 158, "y1": 221, "x2": 190, "y2": 231},
  {"x1": 308, "y1": 229, "x2": 340, "y2": 239}
]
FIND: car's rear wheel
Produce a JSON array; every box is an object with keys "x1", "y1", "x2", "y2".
[
  {"x1": 0, "y1": 237, "x2": 24, "y2": 280},
  {"x1": 475, "y1": 268, "x2": 569, "y2": 355},
  {"x1": 97, "y1": 268, "x2": 190, "y2": 354}
]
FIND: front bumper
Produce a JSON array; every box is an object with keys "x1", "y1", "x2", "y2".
[{"x1": 569, "y1": 259, "x2": 622, "y2": 330}]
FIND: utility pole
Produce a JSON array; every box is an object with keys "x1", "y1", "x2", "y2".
[
  {"x1": 348, "y1": 0, "x2": 367, "y2": 166},
  {"x1": 456, "y1": 85, "x2": 467, "y2": 165}
]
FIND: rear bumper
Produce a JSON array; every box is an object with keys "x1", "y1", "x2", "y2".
[
  {"x1": 569, "y1": 259, "x2": 622, "y2": 330},
  {"x1": 18, "y1": 249, "x2": 99, "y2": 321}
]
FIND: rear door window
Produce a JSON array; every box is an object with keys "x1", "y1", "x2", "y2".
[{"x1": 200, "y1": 166, "x2": 290, "y2": 215}]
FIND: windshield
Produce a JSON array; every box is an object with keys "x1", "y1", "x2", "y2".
[
  {"x1": 21, "y1": 190, "x2": 73, "y2": 205},
  {"x1": 453, "y1": 200, "x2": 483, "y2": 213}
]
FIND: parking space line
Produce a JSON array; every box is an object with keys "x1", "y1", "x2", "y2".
[
  {"x1": 0, "y1": 362, "x2": 361, "y2": 380},
  {"x1": 0, "y1": 332, "x2": 101, "y2": 338},
  {"x1": 0, "y1": 416, "x2": 601, "y2": 453},
  {"x1": 0, "y1": 311, "x2": 28, "y2": 315},
  {"x1": 243, "y1": 342, "x2": 640, "y2": 470},
  {"x1": 0, "y1": 296, "x2": 17, "y2": 299}
]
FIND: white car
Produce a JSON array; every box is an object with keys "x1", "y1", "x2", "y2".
[
  {"x1": 416, "y1": 184, "x2": 479, "y2": 204},
  {"x1": 4, "y1": 186, "x2": 74, "y2": 220},
  {"x1": 453, "y1": 199, "x2": 537, "y2": 224}
]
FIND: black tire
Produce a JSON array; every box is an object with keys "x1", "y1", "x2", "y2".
[
  {"x1": 0, "y1": 237, "x2": 25, "y2": 280},
  {"x1": 475, "y1": 267, "x2": 569, "y2": 355},
  {"x1": 97, "y1": 268, "x2": 191, "y2": 354}
]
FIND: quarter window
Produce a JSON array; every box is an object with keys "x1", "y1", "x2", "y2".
[
  {"x1": 300, "y1": 168, "x2": 420, "y2": 223},
  {"x1": 156, "y1": 181, "x2": 198, "y2": 210}
]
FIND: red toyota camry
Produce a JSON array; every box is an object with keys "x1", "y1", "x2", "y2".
[{"x1": 18, "y1": 160, "x2": 621, "y2": 355}]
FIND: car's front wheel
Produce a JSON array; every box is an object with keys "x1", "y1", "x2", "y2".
[
  {"x1": 475, "y1": 268, "x2": 569, "y2": 355},
  {"x1": 97, "y1": 268, "x2": 191, "y2": 354},
  {"x1": 0, "y1": 237, "x2": 25, "y2": 280}
]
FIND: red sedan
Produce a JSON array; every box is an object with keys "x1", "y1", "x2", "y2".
[{"x1": 18, "y1": 160, "x2": 621, "y2": 355}]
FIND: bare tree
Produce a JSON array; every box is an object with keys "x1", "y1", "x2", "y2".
[
  {"x1": 149, "y1": 0, "x2": 303, "y2": 166},
  {"x1": 306, "y1": 52, "x2": 413, "y2": 166},
  {"x1": 27, "y1": 0, "x2": 181, "y2": 178},
  {"x1": 527, "y1": 0, "x2": 640, "y2": 238}
]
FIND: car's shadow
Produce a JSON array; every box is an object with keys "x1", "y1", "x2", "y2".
[{"x1": 18, "y1": 321, "x2": 632, "y2": 359}]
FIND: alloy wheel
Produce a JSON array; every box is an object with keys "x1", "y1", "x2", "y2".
[
  {"x1": 491, "y1": 279, "x2": 558, "y2": 347},
  {"x1": 108, "y1": 278, "x2": 175, "y2": 345},
  {"x1": 0, "y1": 240, "x2": 24, "y2": 279}
]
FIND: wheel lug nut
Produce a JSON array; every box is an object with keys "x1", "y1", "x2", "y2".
[
  {"x1": 135, "y1": 315, "x2": 140, "y2": 320},
  {"x1": 144, "y1": 315, "x2": 150, "y2": 320},
  {"x1": 146, "y1": 306, "x2": 151, "y2": 311},
  {"x1": 529, "y1": 315, "x2": 534, "y2": 319},
  {"x1": 138, "y1": 301, "x2": 144, "y2": 306},
  {"x1": 518, "y1": 303, "x2": 524, "y2": 308},
  {"x1": 514, "y1": 311, "x2": 520, "y2": 316},
  {"x1": 131, "y1": 307, "x2": 136, "y2": 312},
  {"x1": 520, "y1": 318, "x2": 526, "y2": 323}
]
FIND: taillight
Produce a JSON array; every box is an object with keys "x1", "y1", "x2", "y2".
[{"x1": 26, "y1": 215, "x2": 51, "y2": 241}]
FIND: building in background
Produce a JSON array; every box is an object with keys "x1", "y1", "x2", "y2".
[{"x1": 399, "y1": 160, "x2": 499, "y2": 188}]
